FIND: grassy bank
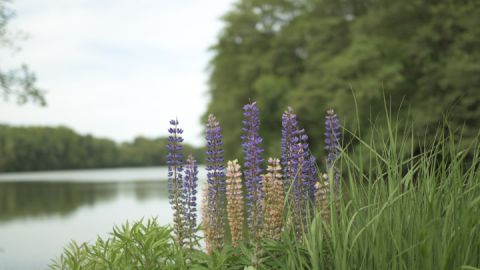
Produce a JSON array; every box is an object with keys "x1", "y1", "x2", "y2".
[{"x1": 50, "y1": 118, "x2": 480, "y2": 269}]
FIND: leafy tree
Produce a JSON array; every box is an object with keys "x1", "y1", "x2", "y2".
[
  {"x1": 206, "y1": 0, "x2": 480, "y2": 162},
  {"x1": 1, "y1": 0, "x2": 45, "y2": 105}
]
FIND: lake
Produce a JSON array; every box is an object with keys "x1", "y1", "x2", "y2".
[{"x1": 0, "y1": 166, "x2": 205, "y2": 270}]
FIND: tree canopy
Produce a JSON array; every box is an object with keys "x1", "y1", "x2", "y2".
[{"x1": 206, "y1": 0, "x2": 480, "y2": 162}]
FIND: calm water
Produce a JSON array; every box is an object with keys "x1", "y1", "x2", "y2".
[{"x1": 0, "y1": 166, "x2": 205, "y2": 270}]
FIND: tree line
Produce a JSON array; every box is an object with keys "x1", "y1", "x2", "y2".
[
  {"x1": 0, "y1": 124, "x2": 204, "y2": 172},
  {"x1": 206, "y1": 0, "x2": 480, "y2": 161}
]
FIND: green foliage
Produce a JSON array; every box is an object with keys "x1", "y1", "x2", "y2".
[
  {"x1": 0, "y1": 124, "x2": 204, "y2": 172},
  {"x1": 50, "y1": 219, "x2": 189, "y2": 270},
  {"x1": 206, "y1": 0, "x2": 480, "y2": 161},
  {"x1": 52, "y1": 119, "x2": 480, "y2": 269},
  {"x1": 0, "y1": 0, "x2": 45, "y2": 106}
]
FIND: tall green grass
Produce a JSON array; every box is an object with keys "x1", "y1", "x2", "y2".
[
  {"x1": 262, "y1": 119, "x2": 480, "y2": 270},
  {"x1": 51, "y1": 119, "x2": 480, "y2": 269}
]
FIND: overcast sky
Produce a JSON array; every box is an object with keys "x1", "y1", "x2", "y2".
[{"x1": 0, "y1": 0, "x2": 235, "y2": 146}]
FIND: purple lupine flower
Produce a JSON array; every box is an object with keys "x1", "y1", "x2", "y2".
[
  {"x1": 306, "y1": 153, "x2": 319, "y2": 202},
  {"x1": 205, "y1": 113, "x2": 226, "y2": 252},
  {"x1": 281, "y1": 107, "x2": 298, "y2": 191},
  {"x1": 291, "y1": 128, "x2": 310, "y2": 198},
  {"x1": 167, "y1": 119, "x2": 186, "y2": 246},
  {"x1": 291, "y1": 128, "x2": 311, "y2": 235},
  {"x1": 325, "y1": 109, "x2": 341, "y2": 187},
  {"x1": 281, "y1": 107, "x2": 318, "y2": 237},
  {"x1": 281, "y1": 108, "x2": 317, "y2": 202},
  {"x1": 241, "y1": 101, "x2": 264, "y2": 241},
  {"x1": 183, "y1": 154, "x2": 198, "y2": 249}
]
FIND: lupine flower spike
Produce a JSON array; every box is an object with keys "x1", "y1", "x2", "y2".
[
  {"x1": 263, "y1": 157, "x2": 284, "y2": 240},
  {"x1": 324, "y1": 109, "x2": 341, "y2": 188},
  {"x1": 281, "y1": 107, "x2": 298, "y2": 191},
  {"x1": 306, "y1": 154, "x2": 319, "y2": 202},
  {"x1": 205, "y1": 113, "x2": 226, "y2": 252},
  {"x1": 241, "y1": 101, "x2": 264, "y2": 242},
  {"x1": 183, "y1": 154, "x2": 198, "y2": 249},
  {"x1": 292, "y1": 128, "x2": 316, "y2": 202},
  {"x1": 241, "y1": 101, "x2": 264, "y2": 268},
  {"x1": 167, "y1": 119, "x2": 186, "y2": 246},
  {"x1": 291, "y1": 139, "x2": 309, "y2": 237},
  {"x1": 315, "y1": 173, "x2": 330, "y2": 219},
  {"x1": 315, "y1": 109, "x2": 341, "y2": 220},
  {"x1": 226, "y1": 159, "x2": 244, "y2": 247},
  {"x1": 281, "y1": 107, "x2": 316, "y2": 238}
]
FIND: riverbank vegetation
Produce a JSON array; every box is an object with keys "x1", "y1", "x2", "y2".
[
  {"x1": 51, "y1": 102, "x2": 480, "y2": 269},
  {"x1": 0, "y1": 124, "x2": 204, "y2": 172}
]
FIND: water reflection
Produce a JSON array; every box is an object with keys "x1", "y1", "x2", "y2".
[
  {"x1": 0, "y1": 167, "x2": 198, "y2": 269},
  {"x1": 0, "y1": 181, "x2": 169, "y2": 223},
  {"x1": 126, "y1": 181, "x2": 169, "y2": 200}
]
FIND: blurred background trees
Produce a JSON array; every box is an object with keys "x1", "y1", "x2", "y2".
[
  {"x1": 1, "y1": 0, "x2": 45, "y2": 106},
  {"x1": 1, "y1": 0, "x2": 479, "y2": 171},
  {"x1": 0, "y1": 125, "x2": 204, "y2": 172},
  {"x1": 206, "y1": 0, "x2": 480, "y2": 161}
]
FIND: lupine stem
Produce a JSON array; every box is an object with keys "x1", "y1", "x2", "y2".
[{"x1": 200, "y1": 183, "x2": 212, "y2": 253}]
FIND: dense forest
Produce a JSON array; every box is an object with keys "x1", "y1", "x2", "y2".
[
  {"x1": 0, "y1": 125, "x2": 204, "y2": 172},
  {"x1": 206, "y1": 0, "x2": 480, "y2": 161}
]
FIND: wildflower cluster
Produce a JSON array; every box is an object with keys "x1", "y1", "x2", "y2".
[{"x1": 167, "y1": 103, "x2": 342, "y2": 265}]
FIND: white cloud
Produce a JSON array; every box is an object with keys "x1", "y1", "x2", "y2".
[{"x1": 0, "y1": 0, "x2": 235, "y2": 146}]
